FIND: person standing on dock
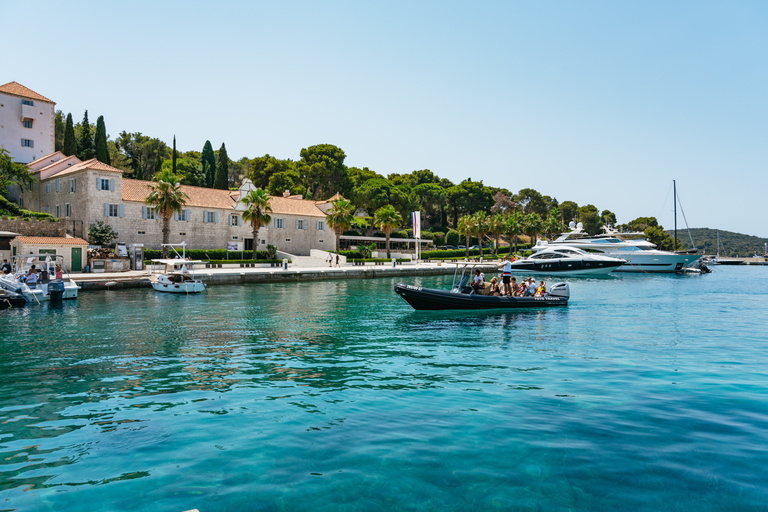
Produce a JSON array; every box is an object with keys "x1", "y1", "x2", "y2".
[{"x1": 497, "y1": 256, "x2": 513, "y2": 296}]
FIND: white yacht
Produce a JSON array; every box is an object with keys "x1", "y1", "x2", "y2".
[
  {"x1": 539, "y1": 223, "x2": 702, "y2": 273},
  {"x1": 508, "y1": 245, "x2": 625, "y2": 275},
  {"x1": 0, "y1": 254, "x2": 80, "y2": 302}
]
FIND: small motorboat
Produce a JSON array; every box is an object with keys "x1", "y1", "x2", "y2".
[
  {"x1": 0, "y1": 289, "x2": 26, "y2": 309},
  {"x1": 149, "y1": 243, "x2": 207, "y2": 294},
  {"x1": 394, "y1": 263, "x2": 569, "y2": 311},
  {"x1": 0, "y1": 254, "x2": 80, "y2": 302},
  {"x1": 507, "y1": 245, "x2": 625, "y2": 275}
]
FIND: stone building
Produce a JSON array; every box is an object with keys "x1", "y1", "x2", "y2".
[
  {"x1": 0, "y1": 82, "x2": 55, "y2": 164},
  {"x1": 19, "y1": 153, "x2": 335, "y2": 255}
]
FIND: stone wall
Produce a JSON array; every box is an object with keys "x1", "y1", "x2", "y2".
[{"x1": 0, "y1": 216, "x2": 66, "y2": 237}]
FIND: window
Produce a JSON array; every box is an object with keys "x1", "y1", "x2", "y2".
[
  {"x1": 22, "y1": 99, "x2": 33, "y2": 106},
  {"x1": 99, "y1": 178, "x2": 111, "y2": 191},
  {"x1": 179, "y1": 232, "x2": 186, "y2": 236},
  {"x1": 144, "y1": 207, "x2": 157, "y2": 220},
  {"x1": 177, "y1": 210, "x2": 188, "y2": 221},
  {"x1": 296, "y1": 219, "x2": 305, "y2": 230},
  {"x1": 230, "y1": 214, "x2": 240, "y2": 226},
  {"x1": 316, "y1": 220, "x2": 325, "y2": 231},
  {"x1": 108, "y1": 204, "x2": 119, "y2": 217},
  {"x1": 204, "y1": 211, "x2": 217, "y2": 223},
  {"x1": 138, "y1": 231, "x2": 145, "y2": 235},
  {"x1": 21, "y1": 139, "x2": 33, "y2": 147},
  {"x1": 55, "y1": 205, "x2": 61, "y2": 217},
  {"x1": 275, "y1": 218, "x2": 284, "y2": 229},
  {"x1": 232, "y1": 236, "x2": 238, "y2": 240},
  {"x1": 285, "y1": 238, "x2": 291, "y2": 242},
  {"x1": 261, "y1": 240, "x2": 266, "y2": 245},
  {"x1": 319, "y1": 240, "x2": 324, "y2": 243},
  {"x1": 65, "y1": 204, "x2": 71, "y2": 217},
  {"x1": 69, "y1": 178, "x2": 76, "y2": 193},
  {"x1": 45, "y1": 183, "x2": 50, "y2": 193},
  {"x1": 43, "y1": 206, "x2": 49, "y2": 214},
  {"x1": 23, "y1": 119, "x2": 33, "y2": 128}
]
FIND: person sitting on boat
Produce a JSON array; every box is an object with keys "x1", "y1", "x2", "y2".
[
  {"x1": 497, "y1": 256, "x2": 513, "y2": 296},
  {"x1": 488, "y1": 277, "x2": 501, "y2": 296},
  {"x1": 25, "y1": 265, "x2": 38, "y2": 285},
  {"x1": 526, "y1": 277, "x2": 537, "y2": 296},
  {"x1": 535, "y1": 281, "x2": 547, "y2": 297},
  {"x1": 54, "y1": 265, "x2": 63, "y2": 280},
  {"x1": 518, "y1": 280, "x2": 528, "y2": 296},
  {"x1": 472, "y1": 269, "x2": 485, "y2": 293}
]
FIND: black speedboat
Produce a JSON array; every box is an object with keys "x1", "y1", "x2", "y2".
[
  {"x1": 394, "y1": 263, "x2": 569, "y2": 311},
  {"x1": 507, "y1": 245, "x2": 625, "y2": 275},
  {"x1": 0, "y1": 289, "x2": 26, "y2": 309}
]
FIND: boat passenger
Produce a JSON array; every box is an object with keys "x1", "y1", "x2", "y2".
[
  {"x1": 26, "y1": 265, "x2": 38, "y2": 285},
  {"x1": 510, "y1": 276, "x2": 519, "y2": 297},
  {"x1": 526, "y1": 277, "x2": 537, "y2": 296},
  {"x1": 472, "y1": 269, "x2": 485, "y2": 293},
  {"x1": 54, "y1": 265, "x2": 63, "y2": 280},
  {"x1": 535, "y1": 281, "x2": 547, "y2": 297},
  {"x1": 497, "y1": 256, "x2": 513, "y2": 296},
  {"x1": 1, "y1": 260, "x2": 11, "y2": 274},
  {"x1": 488, "y1": 277, "x2": 501, "y2": 296}
]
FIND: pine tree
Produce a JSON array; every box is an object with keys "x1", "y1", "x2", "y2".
[
  {"x1": 172, "y1": 135, "x2": 177, "y2": 174},
  {"x1": 62, "y1": 113, "x2": 76, "y2": 156},
  {"x1": 94, "y1": 115, "x2": 110, "y2": 164},
  {"x1": 77, "y1": 110, "x2": 94, "y2": 160},
  {"x1": 201, "y1": 140, "x2": 216, "y2": 188},
  {"x1": 214, "y1": 143, "x2": 229, "y2": 189}
]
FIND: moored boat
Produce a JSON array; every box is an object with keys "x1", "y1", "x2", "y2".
[
  {"x1": 507, "y1": 245, "x2": 625, "y2": 275},
  {"x1": 148, "y1": 243, "x2": 207, "y2": 294},
  {"x1": 0, "y1": 289, "x2": 26, "y2": 309},
  {"x1": 0, "y1": 254, "x2": 80, "y2": 302}
]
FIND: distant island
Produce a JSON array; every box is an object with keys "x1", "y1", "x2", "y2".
[{"x1": 670, "y1": 228, "x2": 767, "y2": 257}]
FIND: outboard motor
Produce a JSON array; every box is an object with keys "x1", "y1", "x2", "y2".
[
  {"x1": 549, "y1": 282, "x2": 570, "y2": 299},
  {"x1": 48, "y1": 280, "x2": 65, "y2": 304}
]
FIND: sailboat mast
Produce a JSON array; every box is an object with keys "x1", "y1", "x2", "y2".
[{"x1": 673, "y1": 180, "x2": 677, "y2": 251}]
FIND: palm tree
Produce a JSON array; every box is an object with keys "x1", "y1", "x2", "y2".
[
  {"x1": 241, "y1": 188, "x2": 272, "y2": 260},
  {"x1": 488, "y1": 213, "x2": 505, "y2": 256},
  {"x1": 524, "y1": 212, "x2": 544, "y2": 248},
  {"x1": 473, "y1": 211, "x2": 489, "y2": 260},
  {"x1": 546, "y1": 208, "x2": 564, "y2": 238},
  {"x1": 504, "y1": 211, "x2": 523, "y2": 257},
  {"x1": 373, "y1": 204, "x2": 403, "y2": 259},
  {"x1": 145, "y1": 168, "x2": 189, "y2": 258},
  {"x1": 457, "y1": 214, "x2": 475, "y2": 260},
  {"x1": 326, "y1": 198, "x2": 355, "y2": 258}
]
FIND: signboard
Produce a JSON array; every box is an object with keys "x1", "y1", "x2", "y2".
[{"x1": 227, "y1": 241, "x2": 238, "y2": 251}]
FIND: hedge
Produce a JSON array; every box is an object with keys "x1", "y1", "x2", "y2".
[
  {"x1": 350, "y1": 258, "x2": 410, "y2": 263},
  {"x1": 147, "y1": 259, "x2": 288, "y2": 265}
]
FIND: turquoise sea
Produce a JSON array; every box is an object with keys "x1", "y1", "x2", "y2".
[{"x1": 1, "y1": 266, "x2": 767, "y2": 512}]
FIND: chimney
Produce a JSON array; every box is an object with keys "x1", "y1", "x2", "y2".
[{"x1": 283, "y1": 190, "x2": 290, "y2": 198}]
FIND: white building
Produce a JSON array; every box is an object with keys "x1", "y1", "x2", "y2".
[{"x1": 0, "y1": 82, "x2": 55, "y2": 164}]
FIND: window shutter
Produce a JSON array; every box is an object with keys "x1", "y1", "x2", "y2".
[
  {"x1": 30, "y1": 140, "x2": 34, "y2": 148},
  {"x1": 55, "y1": 180, "x2": 59, "y2": 192},
  {"x1": 109, "y1": 179, "x2": 115, "y2": 191},
  {"x1": 142, "y1": 206, "x2": 147, "y2": 219},
  {"x1": 174, "y1": 212, "x2": 178, "y2": 221},
  {"x1": 104, "y1": 203, "x2": 108, "y2": 216},
  {"x1": 203, "y1": 210, "x2": 208, "y2": 223},
  {"x1": 119, "y1": 204, "x2": 124, "y2": 217},
  {"x1": 296, "y1": 219, "x2": 299, "y2": 229},
  {"x1": 186, "y1": 209, "x2": 191, "y2": 221},
  {"x1": 214, "y1": 212, "x2": 218, "y2": 224},
  {"x1": 96, "y1": 177, "x2": 100, "y2": 189}
]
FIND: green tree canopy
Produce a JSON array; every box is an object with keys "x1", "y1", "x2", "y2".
[
  {"x1": 87, "y1": 220, "x2": 119, "y2": 246},
  {"x1": 325, "y1": 198, "x2": 356, "y2": 255},
  {"x1": 214, "y1": 143, "x2": 229, "y2": 189},
  {"x1": 94, "y1": 115, "x2": 110, "y2": 165},
  {"x1": 76, "y1": 110, "x2": 94, "y2": 160},
  {"x1": 201, "y1": 140, "x2": 216, "y2": 187},
  {"x1": 0, "y1": 148, "x2": 33, "y2": 192},
  {"x1": 578, "y1": 204, "x2": 602, "y2": 235},
  {"x1": 373, "y1": 204, "x2": 403, "y2": 258},
  {"x1": 240, "y1": 188, "x2": 273, "y2": 260},
  {"x1": 298, "y1": 144, "x2": 350, "y2": 200},
  {"x1": 514, "y1": 188, "x2": 548, "y2": 215},
  {"x1": 559, "y1": 201, "x2": 579, "y2": 226}
]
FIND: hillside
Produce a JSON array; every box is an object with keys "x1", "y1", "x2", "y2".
[{"x1": 668, "y1": 228, "x2": 767, "y2": 257}]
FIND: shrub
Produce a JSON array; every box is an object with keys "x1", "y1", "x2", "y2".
[{"x1": 144, "y1": 249, "x2": 272, "y2": 260}]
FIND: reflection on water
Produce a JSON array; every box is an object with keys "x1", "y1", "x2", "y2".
[{"x1": 1, "y1": 269, "x2": 768, "y2": 511}]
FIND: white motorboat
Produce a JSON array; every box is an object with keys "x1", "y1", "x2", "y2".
[
  {"x1": 508, "y1": 245, "x2": 625, "y2": 275},
  {"x1": 0, "y1": 254, "x2": 80, "y2": 302},
  {"x1": 149, "y1": 243, "x2": 207, "y2": 294},
  {"x1": 541, "y1": 223, "x2": 702, "y2": 273}
]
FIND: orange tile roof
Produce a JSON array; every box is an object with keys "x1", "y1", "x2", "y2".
[
  {"x1": 12, "y1": 236, "x2": 88, "y2": 245},
  {"x1": 315, "y1": 193, "x2": 345, "y2": 205},
  {"x1": 43, "y1": 158, "x2": 124, "y2": 178},
  {"x1": 0, "y1": 82, "x2": 54, "y2": 104},
  {"x1": 124, "y1": 179, "x2": 327, "y2": 216}
]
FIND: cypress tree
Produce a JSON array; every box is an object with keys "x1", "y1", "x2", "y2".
[
  {"x1": 62, "y1": 113, "x2": 76, "y2": 156},
  {"x1": 77, "y1": 110, "x2": 94, "y2": 160},
  {"x1": 172, "y1": 135, "x2": 177, "y2": 174},
  {"x1": 152, "y1": 146, "x2": 162, "y2": 178},
  {"x1": 94, "y1": 115, "x2": 110, "y2": 164},
  {"x1": 201, "y1": 140, "x2": 216, "y2": 188},
  {"x1": 214, "y1": 143, "x2": 229, "y2": 189}
]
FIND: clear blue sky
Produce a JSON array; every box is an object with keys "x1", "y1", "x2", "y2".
[{"x1": 4, "y1": 1, "x2": 767, "y2": 237}]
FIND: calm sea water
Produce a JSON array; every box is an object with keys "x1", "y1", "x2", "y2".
[{"x1": 1, "y1": 266, "x2": 767, "y2": 512}]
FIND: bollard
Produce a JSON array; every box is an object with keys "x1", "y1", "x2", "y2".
[
  {"x1": 283, "y1": 258, "x2": 288, "y2": 270},
  {"x1": 392, "y1": 258, "x2": 396, "y2": 268}
]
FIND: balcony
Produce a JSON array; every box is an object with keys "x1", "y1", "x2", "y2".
[{"x1": 21, "y1": 103, "x2": 36, "y2": 120}]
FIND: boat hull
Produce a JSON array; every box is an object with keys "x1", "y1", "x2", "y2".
[
  {"x1": 394, "y1": 283, "x2": 568, "y2": 311},
  {"x1": 150, "y1": 278, "x2": 207, "y2": 293},
  {"x1": 507, "y1": 259, "x2": 622, "y2": 275},
  {"x1": 611, "y1": 253, "x2": 702, "y2": 273}
]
